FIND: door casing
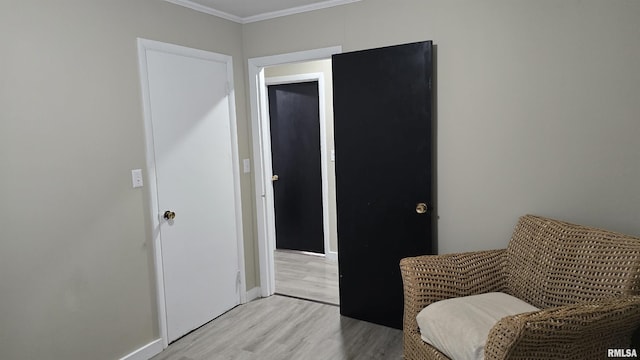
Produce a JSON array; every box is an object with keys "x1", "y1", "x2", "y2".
[
  {"x1": 137, "y1": 38, "x2": 246, "y2": 348},
  {"x1": 248, "y1": 46, "x2": 342, "y2": 297}
]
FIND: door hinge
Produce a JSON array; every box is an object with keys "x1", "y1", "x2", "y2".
[
  {"x1": 226, "y1": 81, "x2": 231, "y2": 95},
  {"x1": 236, "y1": 270, "x2": 241, "y2": 285}
]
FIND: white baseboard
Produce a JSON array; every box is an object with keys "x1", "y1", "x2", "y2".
[
  {"x1": 245, "y1": 287, "x2": 262, "y2": 302},
  {"x1": 326, "y1": 251, "x2": 338, "y2": 262},
  {"x1": 119, "y1": 338, "x2": 163, "y2": 360}
]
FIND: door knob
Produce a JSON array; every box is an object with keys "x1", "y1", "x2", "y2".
[
  {"x1": 272, "y1": 175, "x2": 279, "y2": 182},
  {"x1": 415, "y1": 203, "x2": 428, "y2": 214},
  {"x1": 163, "y1": 210, "x2": 176, "y2": 220}
]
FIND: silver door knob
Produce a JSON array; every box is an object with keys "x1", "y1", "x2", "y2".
[{"x1": 163, "y1": 210, "x2": 176, "y2": 220}]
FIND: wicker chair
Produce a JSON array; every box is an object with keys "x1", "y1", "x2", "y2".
[{"x1": 400, "y1": 215, "x2": 640, "y2": 360}]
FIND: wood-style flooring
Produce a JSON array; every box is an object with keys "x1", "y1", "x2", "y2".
[
  {"x1": 274, "y1": 250, "x2": 339, "y2": 305},
  {"x1": 150, "y1": 295, "x2": 403, "y2": 360}
]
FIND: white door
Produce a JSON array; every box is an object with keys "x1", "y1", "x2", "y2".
[{"x1": 139, "y1": 40, "x2": 243, "y2": 343}]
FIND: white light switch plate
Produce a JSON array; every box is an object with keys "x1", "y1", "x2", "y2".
[
  {"x1": 243, "y1": 159, "x2": 251, "y2": 173},
  {"x1": 131, "y1": 169, "x2": 144, "y2": 188}
]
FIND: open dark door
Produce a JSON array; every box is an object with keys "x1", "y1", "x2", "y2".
[
  {"x1": 268, "y1": 81, "x2": 325, "y2": 254},
  {"x1": 333, "y1": 41, "x2": 434, "y2": 329}
]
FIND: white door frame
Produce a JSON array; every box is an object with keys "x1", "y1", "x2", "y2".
[
  {"x1": 137, "y1": 38, "x2": 246, "y2": 348},
  {"x1": 265, "y1": 73, "x2": 331, "y2": 261},
  {"x1": 248, "y1": 46, "x2": 341, "y2": 297}
]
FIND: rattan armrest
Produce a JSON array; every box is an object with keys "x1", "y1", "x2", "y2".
[
  {"x1": 400, "y1": 249, "x2": 507, "y2": 335},
  {"x1": 485, "y1": 295, "x2": 640, "y2": 360}
]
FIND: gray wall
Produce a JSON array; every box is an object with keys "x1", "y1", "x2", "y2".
[
  {"x1": 0, "y1": 1, "x2": 254, "y2": 359},
  {"x1": 1, "y1": 0, "x2": 639, "y2": 359},
  {"x1": 244, "y1": 0, "x2": 640, "y2": 253}
]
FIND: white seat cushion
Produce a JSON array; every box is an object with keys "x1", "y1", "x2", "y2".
[{"x1": 416, "y1": 292, "x2": 539, "y2": 360}]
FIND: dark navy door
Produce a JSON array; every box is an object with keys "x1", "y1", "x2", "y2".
[
  {"x1": 333, "y1": 41, "x2": 435, "y2": 329},
  {"x1": 268, "y1": 81, "x2": 324, "y2": 254}
]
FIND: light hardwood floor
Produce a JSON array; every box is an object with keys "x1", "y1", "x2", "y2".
[
  {"x1": 150, "y1": 295, "x2": 403, "y2": 360},
  {"x1": 274, "y1": 250, "x2": 339, "y2": 305}
]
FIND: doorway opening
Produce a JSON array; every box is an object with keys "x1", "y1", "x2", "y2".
[
  {"x1": 248, "y1": 47, "x2": 341, "y2": 305},
  {"x1": 264, "y1": 67, "x2": 339, "y2": 305},
  {"x1": 251, "y1": 42, "x2": 435, "y2": 329}
]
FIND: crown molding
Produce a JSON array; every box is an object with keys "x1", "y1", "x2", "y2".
[
  {"x1": 242, "y1": 0, "x2": 361, "y2": 23},
  {"x1": 164, "y1": 0, "x2": 361, "y2": 24},
  {"x1": 164, "y1": 0, "x2": 244, "y2": 23}
]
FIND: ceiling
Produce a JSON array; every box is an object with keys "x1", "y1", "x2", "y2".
[{"x1": 165, "y1": 0, "x2": 361, "y2": 24}]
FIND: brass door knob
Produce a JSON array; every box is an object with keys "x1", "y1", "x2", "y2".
[
  {"x1": 415, "y1": 203, "x2": 428, "y2": 214},
  {"x1": 272, "y1": 175, "x2": 279, "y2": 182},
  {"x1": 163, "y1": 210, "x2": 176, "y2": 220}
]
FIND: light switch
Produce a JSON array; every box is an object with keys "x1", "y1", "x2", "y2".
[
  {"x1": 243, "y1": 159, "x2": 251, "y2": 174},
  {"x1": 131, "y1": 169, "x2": 144, "y2": 188}
]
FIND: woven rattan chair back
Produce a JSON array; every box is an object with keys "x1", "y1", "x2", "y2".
[{"x1": 504, "y1": 215, "x2": 640, "y2": 308}]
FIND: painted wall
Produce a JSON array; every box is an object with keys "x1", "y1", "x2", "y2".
[
  {"x1": 244, "y1": 0, "x2": 640, "y2": 253},
  {"x1": 264, "y1": 60, "x2": 339, "y2": 254},
  {"x1": 2, "y1": 1, "x2": 640, "y2": 359},
  {"x1": 0, "y1": 1, "x2": 254, "y2": 359}
]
